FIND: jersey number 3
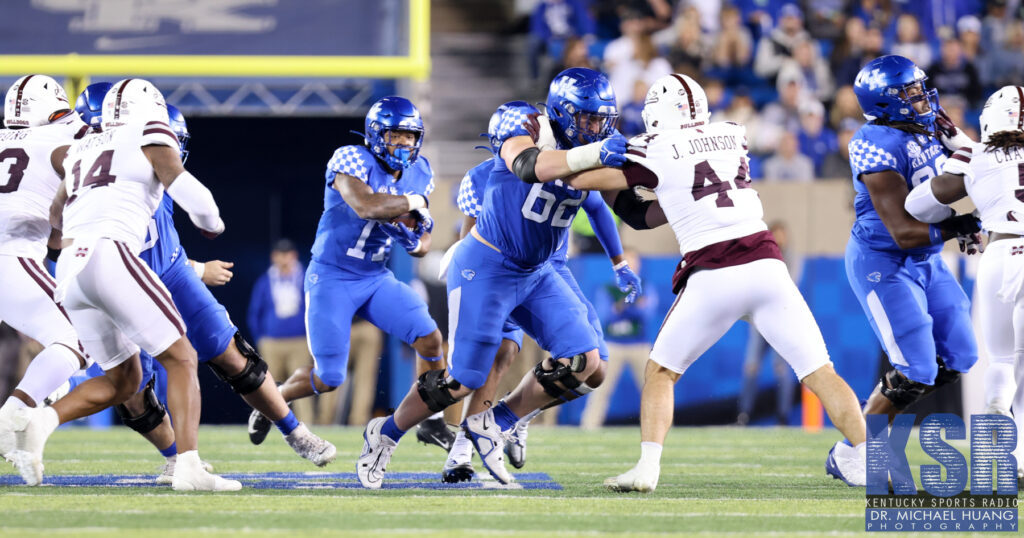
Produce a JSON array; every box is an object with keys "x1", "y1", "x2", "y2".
[
  {"x1": 0, "y1": 148, "x2": 30, "y2": 194},
  {"x1": 692, "y1": 159, "x2": 751, "y2": 207}
]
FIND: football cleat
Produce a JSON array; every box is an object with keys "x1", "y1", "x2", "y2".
[
  {"x1": 604, "y1": 463, "x2": 660, "y2": 493},
  {"x1": 357, "y1": 416, "x2": 398, "y2": 489},
  {"x1": 157, "y1": 457, "x2": 214, "y2": 485},
  {"x1": 247, "y1": 410, "x2": 272, "y2": 445},
  {"x1": 462, "y1": 409, "x2": 514, "y2": 484},
  {"x1": 285, "y1": 423, "x2": 337, "y2": 467},
  {"x1": 10, "y1": 406, "x2": 59, "y2": 486},
  {"x1": 0, "y1": 400, "x2": 18, "y2": 460},
  {"x1": 442, "y1": 458, "x2": 475, "y2": 483},
  {"x1": 171, "y1": 451, "x2": 241, "y2": 492},
  {"x1": 825, "y1": 441, "x2": 866, "y2": 487},
  {"x1": 504, "y1": 420, "x2": 529, "y2": 469},
  {"x1": 416, "y1": 416, "x2": 455, "y2": 452}
]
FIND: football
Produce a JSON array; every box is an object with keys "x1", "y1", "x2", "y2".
[{"x1": 391, "y1": 212, "x2": 420, "y2": 229}]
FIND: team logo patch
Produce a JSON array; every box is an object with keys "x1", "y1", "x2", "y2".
[
  {"x1": 461, "y1": 269, "x2": 476, "y2": 281},
  {"x1": 308, "y1": 273, "x2": 319, "y2": 284},
  {"x1": 867, "y1": 271, "x2": 881, "y2": 283},
  {"x1": 905, "y1": 141, "x2": 921, "y2": 159}
]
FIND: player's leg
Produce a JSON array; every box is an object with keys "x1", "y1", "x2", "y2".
[
  {"x1": 736, "y1": 326, "x2": 768, "y2": 425},
  {"x1": 607, "y1": 266, "x2": 753, "y2": 493},
  {"x1": 580, "y1": 341, "x2": 627, "y2": 429},
  {"x1": 921, "y1": 254, "x2": 979, "y2": 393},
  {"x1": 846, "y1": 243, "x2": 939, "y2": 420},
  {"x1": 974, "y1": 243, "x2": 1018, "y2": 417}
]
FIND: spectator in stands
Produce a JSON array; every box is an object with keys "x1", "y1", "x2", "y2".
[
  {"x1": 982, "y1": 3, "x2": 1024, "y2": 86},
  {"x1": 709, "y1": 5, "x2": 753, "y2": 80},
  {"x1": 721, "y1": 89, "x2": 772, "y2": 154},
  {"x1": 609, "y1": 29, "x2": 672, "y2": 110},
  {"x1": 939, "y1": 95, "x2": 979, "y2": 141},
  {"x1": 892, "y1": 13, "x2": 933, "y2": 69},
  {"x1": 821, "y1": 118, "x2": 861, "y2": 179},
  {"x1": 619, "y1": 79, "x2": 648, "y2": 137},
  {"x1": 580, "y1": 249, "x2": 658, "y2": 429},
  {"x1": 957, "y1": 15, "x2": 982, "y2": 62},
  {"x1": 830, "y1": 17, "x2": 866, "y2": 81},
  {"x1": 763, "y1": 132, "x2": 815, "y2": 182},
  {"x1": 247, "y1": 239, "x2": 314, "y2": 423},
  {"x1": 337, "y1": 318, "x2": 383, "y2": 425},
  {"x1": 703, "y1": 77, "x2": 729, "y2": 113},
  {"x1": 677, "y1": 0, "x2": 720, "y2": 33},
  {"x1": 760, "y1": 68, "x2": 805, "y2": 147},
  {"x1": 753, "y1": 3, "x2": 810, "y2": 83},
  {"x1": 830, "y1": 85, "x2": 864, "y2": 130},
  {"x1": 796, "y1": 100, "x2": 837, "y2": 177},
  {"x1": 547, "y1": 36, "x2": 596, "y2": 83},
  {"x1": 528, "y1": 0, "x2": 596, "y2": 80},
  {"x1": 849, "y1": 0, "x2": 895, "y2": 34},
  {"x1": 776, "y1": 37, "x2": 833, "y2": 102},
  {"x1": 804, "y1": 0, "x2": 845, "y2": 40},
  {"x1": 928, "y1": 38, "x2": 982, "y2": 107},
  {"x1": 665, "y1": 6, "x2": 708, "y2": 78},
  {"x1": 603, "y1": 9, "x2": 645, "y2": 72},
  {"x1": 834, "y1": 24, "x2": 885, "y2": 86}
]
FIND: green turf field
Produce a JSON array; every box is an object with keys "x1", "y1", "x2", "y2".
[{"x1": 0, "y1": 425, "x2": 1014, "y2": 537}]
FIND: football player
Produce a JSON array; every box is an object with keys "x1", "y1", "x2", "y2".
[
  {"x1": 11, "y1": 79, "x2": 239, "y2": 491},
  {"x1": 72, "y1": 83, "x2": 335, "y2": 481},
  {"x1": 533, "y1": 73, "x2": 870, "y2": 491},
  {"x1": 443, "y1": 95, "x2": 642, "y2": 481},
  {"x1": 250, "y1": 96, "x2": 449, "y2": 449},
  {"x1": 356, "y1": 67, "x2": 628, "y2": 489},
  {"x1": 845, "y1": 56, "x2": 980, "y2": 422},
  {"x1": 904, "y1": 85, "x2": 1024, "y2": 482},
  {"x1": 0, "y1": 75, "x2": 91, "y2": 467}
]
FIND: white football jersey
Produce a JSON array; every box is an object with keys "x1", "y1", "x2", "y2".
[
  {"x1": 943, "y1": 143, "x2": 1024, "y2": 235},
  {"x1": 62, "y1": 117, "x2": 178, "y2": 254},
  {"x1": 623, "y1": 121, "x2": 766, "y2": 256},
  {"x1": 0, "y1": 115, "x2": 86, "y2": 258}
]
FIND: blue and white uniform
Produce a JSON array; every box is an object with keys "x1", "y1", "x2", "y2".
[
  {"x1": 446, "y1": 107, "x2": 601, "y2": 389},
  {"x1": 306, "y1": 144, "x2": 437, "y2": 387},
  {"x1": 457, "y1": 158, "x2": 615, "y2": 360},
  {"x1": 845, "y1": 123, "x2": 977, "y2": 383}
]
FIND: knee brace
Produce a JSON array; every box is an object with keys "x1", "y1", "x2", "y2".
[
  {"x1": 533, "y1": 354, "x2": 590, "y2": 403},
  {"x1": 879, "y1": 369, "x2": 930, "y2": 410},
  {"x1": 207, "y1": 332, "x2": 268, "y2": 395},
  {"x1": 115, "y1": 377, "x2": 166, "y2": 435},
  {"x1": 416, "y1": 369, "x2": 461, "y2": 413}
]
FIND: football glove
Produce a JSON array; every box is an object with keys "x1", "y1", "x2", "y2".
[
  {"x1": 613, "y1": 261, "x2": 642, "y2": 303},
  {"x1": 412, "y1": 208, "x2": 434, "y2": 234},
  {"x1": 380, "y1": 221, "x2": 423, "y2": 252},
  {"x1": 957, "y1": 232, "x2": 985, "y2": 255},
  {"x1": 934, "y1": 106, "x2": 975, "y2": 152},
  {"x1": 936, "y1": 213, "x2": 981, "y2": 236},
  {"x1": 599, "y1": 134, "x2": 628, "y2": 167}
]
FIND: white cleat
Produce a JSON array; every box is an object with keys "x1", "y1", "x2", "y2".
[
  {"x1": 157, "y1": 457, "x2": 214, "y2": 485},
  {"x1": 504, "y1": 420, "x2": 529, "y2": 469},
  {"x1": 462, "y1": 409, "x2": 514, "y2": 485},
  {"x1": 357, "y1": 417, "x2": 398, "y2": 489},
  {"x1": 285, "y1": 423, "x2": 337, "y2": 467},
  {"x1": 171, "y1": 451, "x2": 241, "y2": 492},
  {"x1": 825, "y1": 441, "x2": 866, "y2": 487},
  {"x1": 10, "y1": 406, "x2": 59, "y2": 486},
  {"x1": 984, "y1": 404, "x2": 1012, "y2": 418},
  {"x1": 0, "y1": 401, "x2": 18, "y2": 460},
  {"x1": 605, "y1": 463, "x2": 660, "y2": 493}
]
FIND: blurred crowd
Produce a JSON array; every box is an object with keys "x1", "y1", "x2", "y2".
[{"x1": 527, "y1": 0, "x2": 1024, "y2": 181}]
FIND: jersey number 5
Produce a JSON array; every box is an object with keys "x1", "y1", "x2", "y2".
[
  {"x1": 0, "y1": 148, "x2": 30, "y2": 194},
  {"x1": 691, "y1": 159, "x2": 750, "y2": 208}
]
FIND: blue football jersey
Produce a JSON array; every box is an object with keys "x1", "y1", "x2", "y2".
[
  {"x1": 474, "y1": 155, "x2": 583, "y2": 268},
  {"x1": 312, "y1": 144, "x2": 434, "y2": 275},
  {"x1": 139, "y1": 194, "x2": 184, "y2": 276},
  {"x1": 848, "y1": 123, "x2": 948, "y2": 255}
]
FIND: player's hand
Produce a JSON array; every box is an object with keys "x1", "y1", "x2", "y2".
[
  {"x1": 614, "y1": 261, "x2": 642, "y2": 303},
  {"x1": 600, "y1": 134, "x2": 628, "y2": 167},
  {"x1": 956, "y1": 232, "x2": 985, "y2": 255},
  {"x1": 524, "y1": 112, "x2": 541, "y2": 142},
  {"x1": 934, "y1": 105, "x2": 975, "y2": 151},
  {"x1": 413, "y1": 208, "x2": 434, "y2": 234},
  {"x1": 936, "y1": 213, "x2": 981, "y2": 236},
  {"x1": 201, "y1": 260, "x2": 234, "y2": 286},
  {"x1": 380, "y1": 221, "x2": 422, "y2": 252}
]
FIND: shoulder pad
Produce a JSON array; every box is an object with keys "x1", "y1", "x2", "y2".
[
  {"x1": 327, "y1": 145, "x2": 372, "y2": 183},
  {"x1": 140, "y1": 119, "x2": 179, "y2": 149},
  {"x1": 493, "y1": 102, "x2": 540, "y2": 147}
]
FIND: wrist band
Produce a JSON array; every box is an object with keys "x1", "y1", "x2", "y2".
[
  {"x1": 928, "y1": 225, "x2": 944, "y2": 245},
  {"x1": 191, "y1": 260, "x2": 206, "y2": 279}
]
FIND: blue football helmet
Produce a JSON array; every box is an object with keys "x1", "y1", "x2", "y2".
[
  {"x1": 364, "y1": 96, "x2": 424, "y2": 170},
  {"x1": 487, "y1": 100, "x2": 541, "y2": 153},
  {"x1": 166, "y1": 104, "x2": 190, "y2": 163},
  {"x1": 75, "y1": 82, "x2": 113, "y2": 129},
  {"x1": 546, "y1": 67, "x2": 618, "y2": 147},
  {"x1": 853, "y1": 55, "x2": 938, "y2": 127}
]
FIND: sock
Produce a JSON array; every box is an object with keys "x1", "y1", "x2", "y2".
[
  {"x1": 639, "y1": 442, "x2": 663, "y2": 467},
  {"x1": 420, "y1": 355, "x2": 443, "y2": 363},
  {"x1": 449, "y1": 430, "x2": 473, "y2": 462},
  {"x1": 159, "y1": 442, "x2": 177, "y2": 458},
  {"x1": 835, "y1": 441, "x2": 863, "y2": 460},
  {"x1": 15, "y1": 344, "x2": 80, "y2": 405},
  {"x1": 4, "y1": 397, "x2": 28, "y2": 411},
  {"x1": 518, "y1": 408, "x2": 542, "y2": 425},
  {"x1": 841, "y1": 438, "x2": 853, "y2": 447},
  {"x1": 491, "y1": 402, "x2": 520, "y2": 431},
  {"x1": 380, "y1": 415, "x2": 407, "y2": 441},
  {"x1": 274, "y1": 410, "x2": 299, "y2": 436},
  {"x1": 428, "y1": 411, "x2": 443, "y2": 421}
]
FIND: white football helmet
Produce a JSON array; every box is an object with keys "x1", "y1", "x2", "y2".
[
  {"x1": 980, "y1": 85, "x2": 1024, "y2": 143},
  {"x1": 101, "y1": 78, "x2": 169, "y2": 130},
  {"x1": 641, "y1": 73, "x2": 710, "y2": 133},
  {"x1": 4, "y1": 75, "x2": 71, "y2": 128}
]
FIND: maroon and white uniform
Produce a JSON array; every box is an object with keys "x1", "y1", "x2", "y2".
[
  {"x1": 0, "y1": 116, "x2": 88, "y2": 359},
  {"x1": 55, "y1": 116, "x2": 185, "y2": 369},
  {"x1": 624, "y1": 122, "x2": 831, "y2": 379}
]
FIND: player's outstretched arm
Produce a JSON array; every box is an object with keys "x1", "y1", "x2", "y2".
[
  {"x1": 49, "y1": 178, "x2": 69, "y2": 232},
  {"x1": 501, "y1": 134, "x2": 627, "y2": 184},
  {"x1": 188, "y1": 259, "x2": 234, "y2": 286},
  {"x1": 904, "y1": 173, "x2": 966, "y2": 223},
  {"x1": 582, "y1": 193, "x2": 643, "y2": 302},
  {"x1": 863, "y1": 170, "x2": 978, "y2": 250},
  {"x1": 146, "y1": 145, "x2": 224, "y2": 238},
  {"x1": 332, "y1": 173, "x2": 426, "y2": 220},
  {"x1": 601, "y1": 190, "x2": 668, "y2": 230}
]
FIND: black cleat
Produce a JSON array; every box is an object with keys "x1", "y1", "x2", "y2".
[
  {"x1": 442, "y1": 459, "x2": 475, "y2": 483},
  {"x1": 416, "y1": 416, "x2": 455, "y2": 452},
  {"x1": 248, "y1": 409, "x2": 272, "y2": 445}
]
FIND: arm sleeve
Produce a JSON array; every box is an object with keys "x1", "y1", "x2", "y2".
[
  {"x1": 848, "y1": 136, "x2": 903, "y2": 180},
  {"x1": 582, "y1": 193, "x2": 624, "y2": 259},
  {"x1": 141, "y1": 120, "x2": 179, "y2": 149},
  {"x1": 456, "y1": 173, "x2": 483, "y2": 218},
  {"x1": 326, "y1": 146, "x2": 371, "y2": 185},
  {"x1": 941, "y1": 146, "x2": 973, "y2": 177},
  {"x1": 904, "y1": 181, "x2": 955, "y2": 223}
]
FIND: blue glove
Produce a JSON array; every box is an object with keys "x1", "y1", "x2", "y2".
[
  {"x1": 412, "y1": 208, "x2": 434, "y2": 234},
  {"x1": 380, "y1": 221, "x2": 423, "y2": 252},
  {"x1": 600, "y1": 134, "x2": 628, "y2": 167},
  {"x1": 613, "y1": 261, "x2": 642, "y2": 303}
]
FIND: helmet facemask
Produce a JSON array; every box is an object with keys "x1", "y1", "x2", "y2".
[{"x1": 379, "y1": 128, "x2": 422, "y2": 169}]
